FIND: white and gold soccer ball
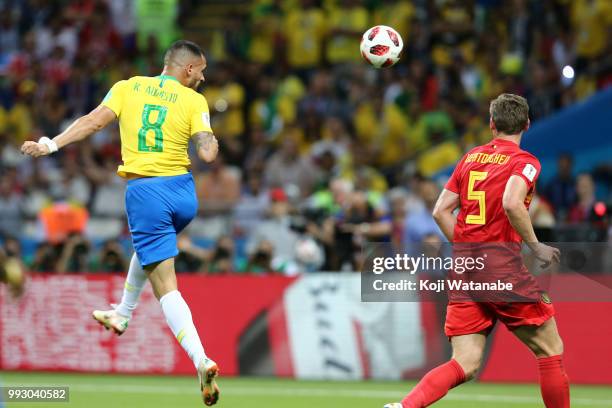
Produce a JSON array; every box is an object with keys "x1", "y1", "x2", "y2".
[{"x1": 360, "y1": 25, "x2": 403, "y2": 68}]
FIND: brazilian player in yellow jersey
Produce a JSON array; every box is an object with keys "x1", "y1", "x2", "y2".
[{"x1": 21, "y1": 40, "x2": 220, "y2": 406}]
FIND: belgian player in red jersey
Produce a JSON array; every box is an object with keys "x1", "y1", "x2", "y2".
[{"x1": 384, "y1": 94, "x2": 570, "y2": 408}]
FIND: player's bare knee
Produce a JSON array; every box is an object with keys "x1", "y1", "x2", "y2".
[
  {"x1": 528, "y1": 333, "x2": 564, "y2": 358},
  {"x1": 539, "y1": 337, "x2": 564, "y2": 358},
  {"x1": 556, "y1": 338, "x2": 564, "y2": 355}
]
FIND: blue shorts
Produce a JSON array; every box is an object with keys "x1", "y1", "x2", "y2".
[{"x1": 125, "y1": 173, "x2": 198, "y2": 267}]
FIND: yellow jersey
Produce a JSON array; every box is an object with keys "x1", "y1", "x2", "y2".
[
  {"x1": 284, "y1": 8, "x2": 326, "y2": 68},
  {"x1": 101, "y1": 75, "x2": 213, "y2": 178},
  {"x1": 326, "y1": 5, "x2": 369, "y2": 64}
]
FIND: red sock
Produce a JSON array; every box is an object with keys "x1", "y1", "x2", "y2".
[
  {"x1": 401, "y1": 359, "x2": 466, "y2": 408},
  {"x1": 538, "y1": 355, "x2": 570, "y2": 408}
]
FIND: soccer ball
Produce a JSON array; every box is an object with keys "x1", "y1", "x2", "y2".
[{"x1": 360, "y1": 25, "x2": 403, "y2": 68}]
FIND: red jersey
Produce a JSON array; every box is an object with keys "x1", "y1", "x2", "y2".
[
  {"x1": 443, "y1": 138, "x2": 551, "y2": 328},
  {"x1": 445, "y1": 138, "x2": 541, "y2": 243}
]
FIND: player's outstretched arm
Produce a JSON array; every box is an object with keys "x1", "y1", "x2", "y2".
[
  {"x1": 21, "y1": 105, "x2": 116, "y2": 157},
  {"x1": 192, "y1": 131, "x2": 219, "y2": 163},
  {"x1": 432, "y1": 188, "x2": 460, "y2": 242},
  {"x1": 503, "y1": 175, "x2": 560, "y2": 267}
]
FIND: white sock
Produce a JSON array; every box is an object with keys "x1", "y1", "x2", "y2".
[
  {"x1": 115, "y1": 254, "x2": 147, "y2": 319},
  {"x1": 159, "y1": 290, "x2": 206, "y2": 369}
]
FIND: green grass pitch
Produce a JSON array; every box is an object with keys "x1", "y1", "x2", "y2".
[{"x1": 2, "y1": 372, "x2": 611, "y2": 408}]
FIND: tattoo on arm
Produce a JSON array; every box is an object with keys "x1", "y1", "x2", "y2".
[{"x1": 194, "y1": 132, "x2": 215, "y2": 151}]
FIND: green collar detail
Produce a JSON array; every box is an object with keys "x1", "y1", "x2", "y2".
[
  {"x1": 157, "y1": 74, "x2": 180, "y2": 87},
  {"x1": 157, "y1": 74, "x2": 180, "y2": 83}
]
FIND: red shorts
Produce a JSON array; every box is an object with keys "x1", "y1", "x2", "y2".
[{"x1": 445, "y1": 298, "x2": 555, "y2": 337}]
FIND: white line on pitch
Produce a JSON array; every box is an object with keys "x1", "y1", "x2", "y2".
[{"x1": 21, "y1": 383, "x2": 607, "y2": 406}]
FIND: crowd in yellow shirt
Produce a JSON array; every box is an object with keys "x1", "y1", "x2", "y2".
[
  {"x1": 246, "y1": 0, "x2": 414, "y2": 68},
  {"x1": 200, "y1": 0, "x2": 611, "y2": 187}
]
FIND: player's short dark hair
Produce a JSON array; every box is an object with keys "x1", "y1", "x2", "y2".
[
  {"x1": 490, "y1": 93, "x2": 529, "y2": 135},
  {"x1": 164, "y1": 40, "x2": 204, "y2": 65}
]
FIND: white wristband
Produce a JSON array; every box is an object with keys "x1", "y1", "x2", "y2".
[{"x1": 38, "y1": 137, "x2": 59, "y2": 153}]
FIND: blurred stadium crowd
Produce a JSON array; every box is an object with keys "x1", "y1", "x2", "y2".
[{"x1": 0, "y1": 0, "x2": 611, "y2": 274}]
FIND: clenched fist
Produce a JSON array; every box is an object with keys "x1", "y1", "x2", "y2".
[{"x1": 21, "y1": 141, "x2": 51, "y2": 157}]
